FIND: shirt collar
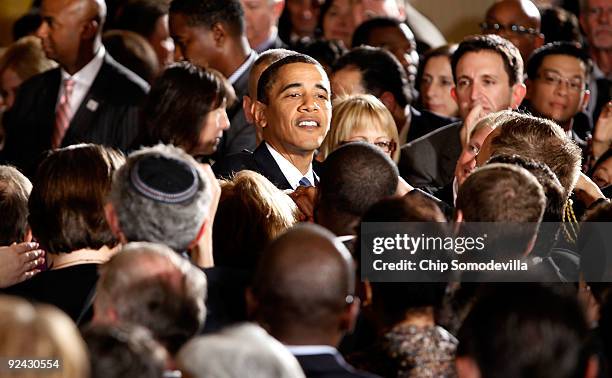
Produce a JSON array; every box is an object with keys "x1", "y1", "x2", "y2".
[
  {"x1": 285, "y1": 345, "x2": 338, "y2": 356},
  {"x1": 398, "y1": 106, "x2": 412, "y2": 145},
  {"x1": 265, "y1": 142, "x2": 316, "y2": 189},
  {"x1": 228, "y1": 50, "x2": 257, "y2": 85},
  {"x1": 61, "y1": 45, "x2": 105, "y2": 86}
]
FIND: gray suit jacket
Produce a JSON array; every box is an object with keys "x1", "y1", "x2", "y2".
[{"x1": 398, "y1": 121, "x2": 462, "y2": 192}]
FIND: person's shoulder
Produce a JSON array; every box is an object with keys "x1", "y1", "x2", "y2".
[
  {"x1": 18, "y1": 66, "x2": 60, "y2": 92},
  {"x1": 212, "y1": 149, "x2": 257, "y2": 179},
  {"x1": 102, "y1": 53, "x2": 150, "y2": 95}
]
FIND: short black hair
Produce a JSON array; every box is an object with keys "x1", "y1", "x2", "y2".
[
  {"x1": 351, "y1": 17, "x2": 406, "y2": 48},
  {"x1": 169, "y1": 0, "x2": 244, "y2": 36},
  {"x1": 458, "y1": 284, "x2": 591, "y2": 378},
  {"x1": 526, "y1": 41, "x2": 592, "y2": 86},
  {"x1": 451, "y1": 34, "x2": 523, "y2": 86},
  {"x1": 318, "y1": 142, "x2": 398, "y2": 217},
  {"x1": 333, "y1": 46, "x2": 412, "y2": 107},
  {"x1": 114, "y1": 0, "x2": 169, "y2": 39},
  {"x1": 257, "y1": 53, "x2": 325, "y2": 105}
]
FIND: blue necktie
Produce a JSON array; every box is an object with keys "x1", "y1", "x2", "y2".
[{"x1": 299, "y1": 177, "x2": 312, "y2": 187}]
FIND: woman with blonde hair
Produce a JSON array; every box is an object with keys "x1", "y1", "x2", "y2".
[
  {"x1": 319, "y1": 94, "x2": 400, "y2": 163},
  {"x1": 0, "y1": 295, "x2": 90, "y2": 378}
]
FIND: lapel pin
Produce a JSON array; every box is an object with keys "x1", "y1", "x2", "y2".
[{"x1": 86, "y1": 99, "x2": 99, "y2": 112}]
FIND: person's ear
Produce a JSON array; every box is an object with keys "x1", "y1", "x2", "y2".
[
  {"x1": 525, "y1": 79, "x2": 533, "y2": 100},
  {"x1": 81, "y1": 19, "x2": 100, "y2": 40},
  {"x1": 451, "y1": 86, "x2": 459, "y2": 104},
  {"x1": 510, "y1": 83, "x2": 527, "y2": 109},
  {"x1": 581, "y1": 89, "x2": 591, "y2": 111},
  {"x1": 379, "y1": 91, "x2": 397, "y2": 113},
  {"x1": 534, "y1": 33, "x2": 545, "y2": 50},
  {"x1": 104, "y1": 203, "x2": 127, "y2": 244},
  {"x1": 339, "y1": 296, "x2": 360, "y2": 333},
  {"x1": 211, "y1": 22, "x2": 225, "y2": 47},
  {"x1": 243, "y1": 95, "x2": 254, "y2": 124},
  {"x1": 456, "y1": 356, "x2": 482, "y2": 378},
  {"x1": 254, "y1": 101, "x2": 268, "y2": 129},
  {"x1": 584, "y1": 355, "x2": 599, "y2": 378},
  {"x1": 273, "y1": 0, "x2": 285, "y2": 18}
]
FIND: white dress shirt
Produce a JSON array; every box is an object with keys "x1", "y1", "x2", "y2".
[
  {"x1": 57, "y1": 45, "x2": 106, "y2": 121},
  {"x1": 266, "y1": 142, "x2": 316, "y2": 190}
]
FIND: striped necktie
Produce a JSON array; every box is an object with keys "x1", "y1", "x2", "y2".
[{"x1": 52, "y1": 78, "x2": 75, "y2": 149}]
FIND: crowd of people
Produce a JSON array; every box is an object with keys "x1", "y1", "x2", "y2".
[{"x1": 0, "y1": 0, "x2": 611, "y2": 376}]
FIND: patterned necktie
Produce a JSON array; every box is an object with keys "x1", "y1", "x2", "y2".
[
  {"x1": 52, "y1": 78, "x2": 75, "y2": 149},
  {"x1": 299, "y1": 177, "x2": 312, "y2": 187}
]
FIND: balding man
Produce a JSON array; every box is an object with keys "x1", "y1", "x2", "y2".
[
  {"x1": 1, "y1": 0, "x2": 149, "y2": 177},
  {"x1": 248, "y1": 224, "x2": 379, "y2": 378},
  {"x1": 480, "y1": 0, "x2": 545, "y2": 61}
]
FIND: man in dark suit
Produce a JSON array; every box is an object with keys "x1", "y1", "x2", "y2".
[
  {"x1": 248, "y1": 224, "x2": 379, "y2": 378},
  {"x1": 331, "y1": 46, "x2": 453, "y2": 145},
  {"x1": 170, "y1": 0, "x2": 258, "y2": 159},
  {"x1": 213, "y1": 53, "x2": 331, "y2": 190},
  {"x1": 399, "y1": 34, "x2": 526, "y2": 192},
  {"x1": 0, "y1": 0, "x2": 149, "y2": 177}
]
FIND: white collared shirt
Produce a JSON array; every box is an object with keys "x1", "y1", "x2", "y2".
[
  {"x1": 266, "y1": 142, "x2": 316, "y2": 190},
  {"x1": 228, "y1": 50, "x2": 258, "y2": 85},
  {"x1": 57, "y1": 45, "x2": 106, "y2": 121},
  {"x1": 285, "y1": 345, "x2": 338, "y2": 356}
]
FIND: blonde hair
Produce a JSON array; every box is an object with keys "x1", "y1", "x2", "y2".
[
  {"x1": 214, "y1": 170, "x2": 298, "y2": 268},
  {"x1": 0, "y1": 36, "x2": 56, "y2": 81},
  {"x1": 319, "y1": 94, "x2": 400, "y2": 162},
  {"x1": 0, "y1": 296, "x2": 90, "y2": 378}
]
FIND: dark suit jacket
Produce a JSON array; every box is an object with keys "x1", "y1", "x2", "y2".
[
  {"x1": 0, "y1": 53, "x2": 148, "y2": 177},
  {"x1": 408, "y1": 107, "x2": 455, "y2": 142},
  {"x1": 295, "y1": 353, "x2": 380, "y2": 378},
  {"x1": 216, "y1": 56, "x2": 257, "y2": 160},
  {"x1": 398, "y1": 121, "x2": 462, "y2": 191},
  {"x1": 213, "y1": 143, "x2": 320, "y2": 190}
]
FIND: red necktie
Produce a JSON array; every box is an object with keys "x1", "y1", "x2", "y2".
[{"x1": 52, "y1": 78, "x2": 75, "y2": 149}]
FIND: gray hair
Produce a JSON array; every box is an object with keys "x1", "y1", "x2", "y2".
[
  {"x1": 95, "y1": 241, "x2": 207, "y2": 355},
  {"x1": 108, "y1": 144, "x2": 212, "y2": 252},
  {"x1": 177, "y1": 322, "x2": 305, "y2": 378}
]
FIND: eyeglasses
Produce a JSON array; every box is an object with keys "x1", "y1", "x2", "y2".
[
  {"x1": 536, "y1": 72, "x2": 585, "y2": 93},
  {"x1": 479, "y1": 22, "x2": 540, "y2": 36},
  {"x1": 339, "y1": 139, "x2": 397, "y2": 154}
]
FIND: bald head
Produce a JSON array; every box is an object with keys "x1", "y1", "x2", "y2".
[
  {"x1": 251, "y1": 224, "x2": 356, "y2": 344},
  {"x1": 484, "y1": 0, "x2": 544, "y2": 60}
]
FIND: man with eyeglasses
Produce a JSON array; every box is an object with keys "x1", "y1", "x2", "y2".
[
  {"x1": 525, "y1": 42, "x2": 592, "y2": 151},
  {"x1": 480, "y1": 0, "x2": 544, "y2": 62}
]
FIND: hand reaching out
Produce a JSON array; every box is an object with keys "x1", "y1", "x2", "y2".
[{"x1": 0, "y1": 242, "x2": 45, "y2": 288}]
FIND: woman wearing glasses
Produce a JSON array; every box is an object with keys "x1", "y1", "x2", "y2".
[{"x1": 318, "y1": 94, "x2": 400, "y2": 162}]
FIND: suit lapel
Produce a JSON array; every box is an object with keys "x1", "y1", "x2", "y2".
[
  {"x1": 62, "y1": 58, "x2": 110, "y2": 146},
  {"x1": 253, "y1": 144, "x2": 293, "y2": 190}
]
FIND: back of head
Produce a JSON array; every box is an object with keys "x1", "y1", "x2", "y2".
[
  {"x1": 83, "y1": 323, "x2": 167, "y2": 378},
  {"x1": 108, "y1": 144, "x2": 211, "y2": 252},
  {"x1": 28, "y1": 144, "x2": 124, "y2": 254},
  {"x1": 457, "y1": 284, "x2": 590, "y2": 378},
  {"x1": 0, "y1": 36, "x2": 56, "y2": 82},
  {"x1": 333, "y1": 46, "x2": 412, "y2": 107},
  {"x1": 251, "y1": 224, "x2": 355, "y2": 340},
  {"x1": 113, "y1": 0, "x2": 169, "y2": 39},
  {"x1": 169, "y1": 0, "x2": 245, "y2": 38},
  {"x1": 102, "y1": 29, "x2": 159, "y2": 83},
  {"x1": 214, "y1": 170, "x2": 298, "y2": 270},
  {"x1": 95, "y1": 242, "x2": 207, "y2": 355},
  {"x1": 318, "y1": 142, "x2": 398, "y2": 218},
  {"x1": 489, "y1": 113, "x2": 582, "y2": 198},
  {"x1": 0, "y1": 295, "x2": 89, "y2": 378},
  {"x1": 177, "y1": 323, "x2": 305, "y2": 378},
  {"x1": 351, "y1": 16, "x2": 403, "y2": 48},
  {"x1": 540, "y1": 6, "x2": 582, "y2": 45},
  {"x1": 0, "y1": 166, "x2": 32, "y2": 245},
  {"x1": 139, "y1": 63, "x2": 234, "y2": 154},
  {"x1": 451, "y1": 34, "x2": 523, "y2": 86},
  {"x1": 457, "y1": 163, "x2": 545, "y2": 223}
]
